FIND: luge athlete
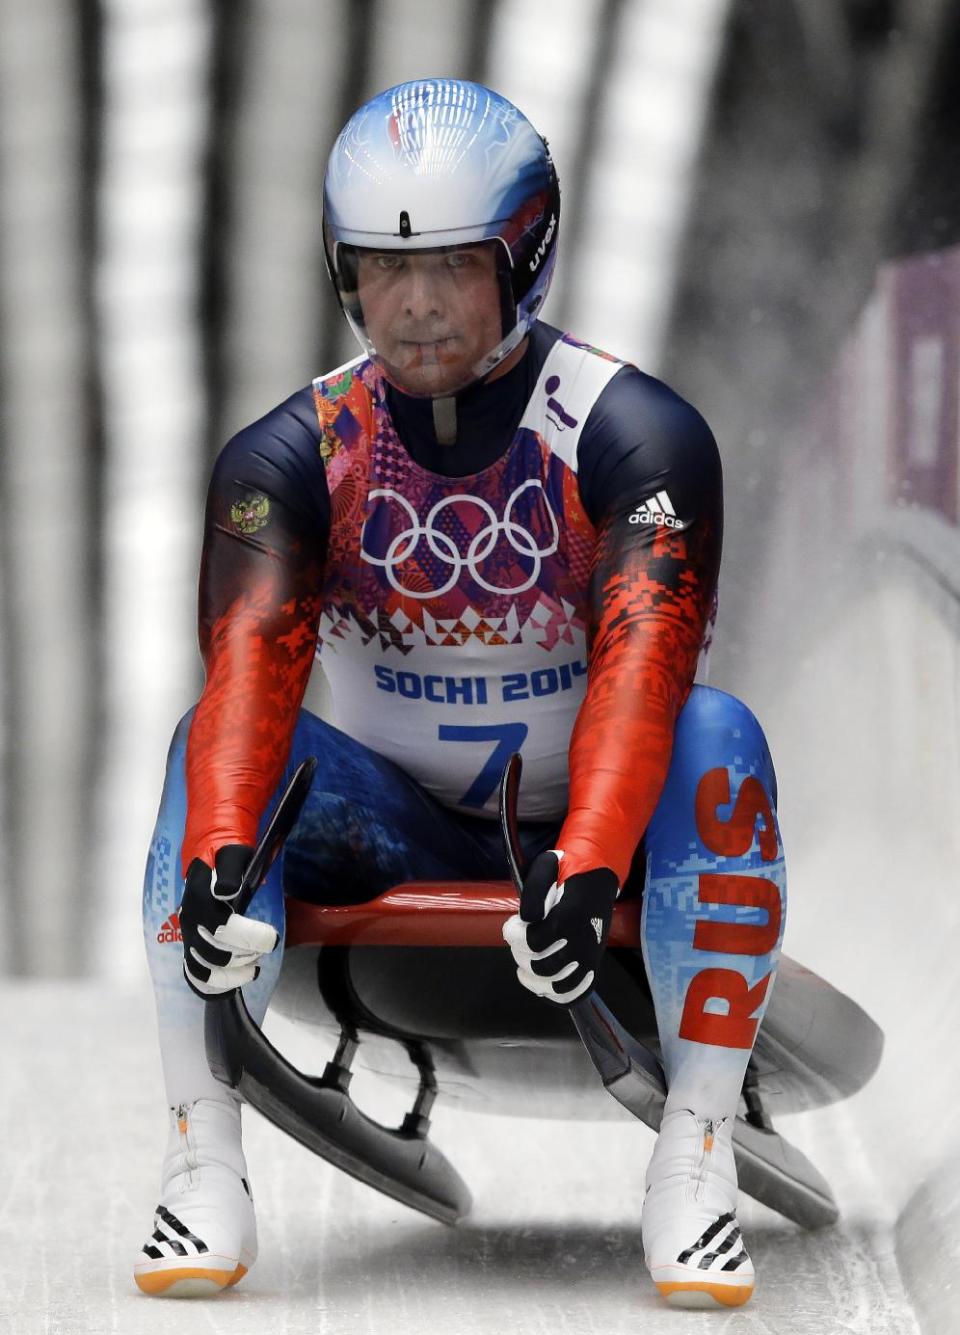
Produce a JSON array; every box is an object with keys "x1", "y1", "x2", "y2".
[{"x1": 137, "y1": 79, "x2": 786, "y2": 1310}]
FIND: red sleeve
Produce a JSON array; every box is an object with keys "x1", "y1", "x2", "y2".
[
  {"x1": 557, "y1": 517, "x2": 719, "y2": 885},
  {"x1": 181, "y1": 396, "x2": 328, "y2": 873}
]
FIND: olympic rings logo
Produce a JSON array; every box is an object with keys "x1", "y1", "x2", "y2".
[{"x1": 360, "y1": 481, "x2": 560, "y2": 599}]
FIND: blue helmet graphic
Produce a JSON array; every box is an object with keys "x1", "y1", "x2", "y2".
[{"x1": 323, "y1": 79, "x2": 560, "y2": 394}]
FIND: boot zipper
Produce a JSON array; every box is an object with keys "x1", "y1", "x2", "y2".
[
  {"x1": 695, "y1": 1119, "x2": 716, "y2": 1199},
  {"x1": 176, "y1": 1103, "x2": 199, "y2": 1186}
]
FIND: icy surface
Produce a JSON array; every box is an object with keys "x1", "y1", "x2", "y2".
[{"x1": 0, "y1": 981, "x2": 921, "y2": 1335}]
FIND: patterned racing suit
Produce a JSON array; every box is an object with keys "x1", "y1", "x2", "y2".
[{"x1": 144, "y1": 320, "x2": 786, "y2": 1119}]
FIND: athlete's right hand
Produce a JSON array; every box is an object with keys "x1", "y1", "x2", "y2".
[{"x1": 178, "y1": 845, "x2": 279, "y2": 998}]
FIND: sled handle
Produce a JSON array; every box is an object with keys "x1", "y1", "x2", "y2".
[
  {"x1": 234, "y1": 756, "x2": 317, "y2": 915},
  {"x1": 497, "y1": 752, "x2": 668, "y2": 1090}
]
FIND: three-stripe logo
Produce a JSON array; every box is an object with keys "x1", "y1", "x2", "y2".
[
  {"x1": 141, "y1": 1205, "x2": 209, "y2": 1261},
  {"x1": 628, "y1": 490, "x2": 684, "y2": 529},
  {"x1": 156, "y1": 912, "x2": 182, "y2": 945},
  {"x1": 676, "y1": 1211, "x2": 750, "y2": 1273}
]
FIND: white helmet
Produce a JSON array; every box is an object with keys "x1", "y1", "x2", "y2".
[{"x1": 323, "y1": 78, "x2": 560, "y2": 395}]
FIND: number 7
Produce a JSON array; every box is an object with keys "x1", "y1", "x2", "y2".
[{"x1": 438, "y1": 723, "x2": 529, "y2": 808}]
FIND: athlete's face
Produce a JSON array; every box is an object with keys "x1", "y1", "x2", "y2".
[{"x1": 356, "y1": 242, "x2": 503, "y2": 396}]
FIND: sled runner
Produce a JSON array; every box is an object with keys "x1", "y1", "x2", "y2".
[{"x1": 205, "y1": 759, "x2": 883, "y2": 1231}]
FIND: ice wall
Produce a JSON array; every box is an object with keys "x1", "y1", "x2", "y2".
[{"x1": 744, "y1": 246, "x2": 960, "y2": 1334}]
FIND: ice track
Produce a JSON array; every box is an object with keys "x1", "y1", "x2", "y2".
[{"x1": 0, "y1": 987, "x2": 919, "y2": 1335}]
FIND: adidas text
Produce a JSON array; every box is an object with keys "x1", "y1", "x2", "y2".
[
  {"x1": 629, "y1": 509, "x2": 684, "y2": 529},
  {"x1": 157, "y1": 914, "x2": 182, "y2": 945},
  {"x1": 629, "y1": 490, "x2": 684, "y2": 529}
]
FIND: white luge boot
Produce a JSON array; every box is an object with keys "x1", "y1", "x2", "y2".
[
  {"x1": 642, "y1": 1108, "x2": 754, "y2": 1309},
  {"x1": 134, "y1": 1097, "x2": 257, "y2": 1297}
]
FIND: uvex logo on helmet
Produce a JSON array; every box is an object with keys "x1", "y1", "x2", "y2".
[{"x1": 529, "y1": 213, "x2": 557, "y2": 273}]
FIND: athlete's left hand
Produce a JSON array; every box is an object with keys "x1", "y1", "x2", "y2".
[{"x1": 502, "y1": 851, "x2": 619, "y2": 1005}]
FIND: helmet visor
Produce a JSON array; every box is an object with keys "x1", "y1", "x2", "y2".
[{"x1": 333, "y1": 241, "x2": 519, "y2": 397}]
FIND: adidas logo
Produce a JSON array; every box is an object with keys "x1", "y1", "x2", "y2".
[
  {"x1": 142, "y1": 1204, "x2": 209, "y2": 1261},
  {"x1": 591, "y1": 916, "x2": 604, "y2": 944},
  {"x1": 676, "y1": 1211, "x2": 749, "y2": 1273},
  {"x1": 157, "y1": 912, "x2": 182, "y2": 945},
  {"x1": 628, "y1": 490, "x2": 684, "y2": 529}
]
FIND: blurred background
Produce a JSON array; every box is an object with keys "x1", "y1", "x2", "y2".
[{"x1": 0, "y1": 0, "x2": 957, "y2": 988}]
